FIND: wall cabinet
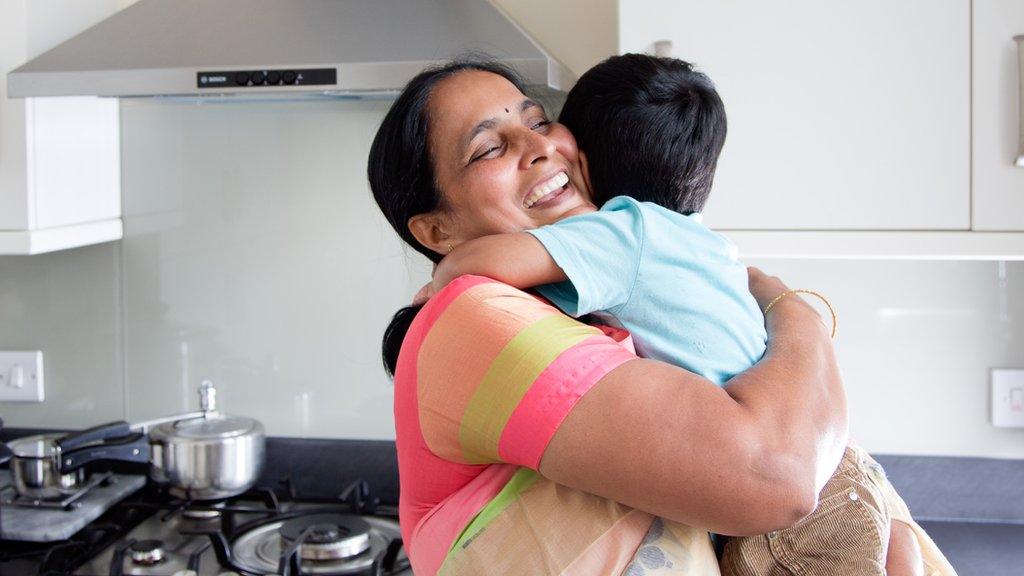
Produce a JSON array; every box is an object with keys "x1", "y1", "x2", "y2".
[
  {"x1": 972, "y1": 0, "x2": 1024, "y2": 232},
  {"x1": 619, "y1": 0, "x2": 971, "y2": 232},
  {"x1": 0, "y1": 0, "x2": 124, "y2": 255},
  {"x1": 617, "y1": 0, "x2": 1024, "y2": 258}
]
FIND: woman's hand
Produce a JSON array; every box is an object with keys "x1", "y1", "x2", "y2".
[
  {"x1": 747, "y1": 266, "x2": 831, "y2": 339},
  {"x1": 541, "y1": 267, "x2": 848, "y2": 535},
  {"x1": 746, "y1": 265, "x2": 789, "y2": 309}
]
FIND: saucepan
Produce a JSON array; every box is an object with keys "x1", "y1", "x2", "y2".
[
  {"x1": 1, "y1": 423, "x2": 149, "y2": 500},
  {"x1": 0, "y1": 381, "x2": 264, "y2": 501}
]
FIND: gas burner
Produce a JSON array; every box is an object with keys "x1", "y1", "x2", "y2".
[
  {"x1": 279, "y1": 514, "x2": 372, "y2": 561},
  {"x1": 109, "y1": 537, "x2": 195, "y2": 576},
  {"x1": 182, "y1": 508, "x2": 221, "y2": 520},
  {"x1": 0, "y1": 472, "x2": 114, "y2": 510},
  {"x1": 129, "y1": 539, "x2": 165, "y2": 565},
  {"x1": 230, "y1": 512, "x2": 401, "y2": 575},
  {"x1": 181, "y1": 502, "x2": 225, "y2": 520}
]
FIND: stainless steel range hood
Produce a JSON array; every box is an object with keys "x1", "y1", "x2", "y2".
[{"x1": 7, "y1": 0, "x2": 574, "y2": 99}]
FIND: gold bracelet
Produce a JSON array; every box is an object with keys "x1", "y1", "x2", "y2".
[{"x1": 762, "y1": 289, "x2": 837, "y2": 340}]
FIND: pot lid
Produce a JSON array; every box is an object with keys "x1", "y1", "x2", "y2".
[
  {"x1": 8, "y1": 433, "x2": 63, "y2": 458},
  {"x1": 161, "y1": 414, "x2": 260, "y2": 439}
]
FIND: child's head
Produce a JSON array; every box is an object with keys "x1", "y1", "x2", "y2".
[{"x1": 559, "y1": 54, "x2": 726, "y2": 215}]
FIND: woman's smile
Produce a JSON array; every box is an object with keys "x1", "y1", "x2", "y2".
[{"x1": 524, "y1": 171, "x2": 570, "y2": 208}]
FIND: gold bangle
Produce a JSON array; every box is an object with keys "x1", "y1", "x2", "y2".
[{"x1": 762, "y1": 289, "x2": 837, "y2": 340}]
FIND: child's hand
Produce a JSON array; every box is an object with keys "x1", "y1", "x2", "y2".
[{"x1": 412, "y1": 281, "x2": 437, "y2": 305}]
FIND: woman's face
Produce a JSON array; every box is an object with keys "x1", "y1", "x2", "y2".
[{"x1": 417, "y1": 70, "x2": 594, "y2": 250}]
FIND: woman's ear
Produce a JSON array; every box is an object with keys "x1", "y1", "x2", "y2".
[
  {"x1": 408, "y1": 212, "x2": 451, "y2": 257},
  {"x1": 579, "y1": 150, "x2": 594, "y2": 201}
]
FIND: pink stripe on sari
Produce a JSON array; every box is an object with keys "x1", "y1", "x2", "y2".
[
  {"x1": 497, "y1": 335, "x2": 635, "y2": 468},
  {"x1": 394, "y1": 276, "x2": 494, "y2": 548},
  {"x1": 410, "y1": 463, "x2": 520, "y2": 576}
]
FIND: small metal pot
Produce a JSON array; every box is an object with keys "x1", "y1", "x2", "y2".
[
  {"x1": 147, "y1": 381, "x2": 265, "y2": 501},
  {"x1": 2, "y1": 423, "x2": 149, "y2": 500},
  {"x1": 7, "y1": 434, "x2": 85, "y2": 499}
]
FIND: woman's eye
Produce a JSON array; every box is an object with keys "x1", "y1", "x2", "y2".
[
  {"x1": 472, "y1": 145, "x2": 501, "y2": 162},
  {"x1": 532, "y1": 119, "x2": 552, "y2": 130}
]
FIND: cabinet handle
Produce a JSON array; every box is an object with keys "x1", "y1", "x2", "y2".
[{"x1": 1017, "y1": 35, "x2": 1024, "y2": 168}]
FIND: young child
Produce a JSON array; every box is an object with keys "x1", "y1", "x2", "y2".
[{"x1": 423, "y1": 54, "x2": 949, "y2": 576}]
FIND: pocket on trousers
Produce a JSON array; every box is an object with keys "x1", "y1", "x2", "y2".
[{"x1": 783, "y1": 475, "x2": 888, "y2": 563}]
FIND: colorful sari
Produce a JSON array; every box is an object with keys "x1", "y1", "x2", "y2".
[{"x1": 393, "y1": 275, "x2": 721, "y2": 575}]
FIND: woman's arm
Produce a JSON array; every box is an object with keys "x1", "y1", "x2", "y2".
[{"x1": 539, "y1": 267, "x2": 847, "y2": 536}]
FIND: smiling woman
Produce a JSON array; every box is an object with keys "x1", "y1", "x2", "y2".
[
  {"x1": 406, "y1": 69, "x2": 594, "y2": 254},
  {"x1": 367, "y1": 56, "x2": 848, "y2": 576}
]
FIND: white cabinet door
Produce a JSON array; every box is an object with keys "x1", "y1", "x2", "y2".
[
  {"x1": 0, "y1": 0, "x2": 123, "y2": 254},
  {"x1": 972, "y1": 0, "x2": 1024, "y2": 231},
  {"x1": 619, "y1": 0, "x2": 970, "y2": 231}
]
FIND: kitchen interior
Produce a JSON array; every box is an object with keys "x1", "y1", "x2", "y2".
[{"x1": 1, "y1": 0, "x2": 1023, "y2": 575}]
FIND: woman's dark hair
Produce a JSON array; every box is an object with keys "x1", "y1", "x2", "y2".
[
  {"x1": 368, "y1": 56, "x2": 528, "y2": 377},
  {"x1": 558, "y1": 53, "x2": 726, "y2": 215}
]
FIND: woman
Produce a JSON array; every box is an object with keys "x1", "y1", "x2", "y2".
[{"x1": 368, "y1": 58, "x2": 847, "y2": 575}]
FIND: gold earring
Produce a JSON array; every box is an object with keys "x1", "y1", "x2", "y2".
[{"x1": 446, "y1": 243, "x2": 454, "y2": 254}]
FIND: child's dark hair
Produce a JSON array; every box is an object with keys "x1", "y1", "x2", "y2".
[{"x1": 558, "y1": 53, "x2": 726, "y2": 215}]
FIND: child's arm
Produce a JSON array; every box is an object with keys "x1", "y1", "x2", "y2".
[
  {"x1": 433, "y1": 232, "x2": 567, "y2": 292},
  {"x1": 418, "y1": 203, "x2": 641, "y2": 314}
]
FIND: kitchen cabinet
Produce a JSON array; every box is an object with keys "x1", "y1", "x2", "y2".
[
  {"x1": 972, "y1": 0, "x2": 1024, "y2": 232},
  {"x1": 619, "y1": 0, "x2": 971, "y2": 232},
  {"x1": 0, "y1": 0, "x2": 124, "y2": 255},
  {"x1": 615, "y1": 0, "x2": 1024, "y2": 259}
]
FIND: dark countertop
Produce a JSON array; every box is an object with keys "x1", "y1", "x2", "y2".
[
  {"x1": 4, "y1": 429, "x2": 1021, "y2": 573},
  {"x1": 918, "y1": 521, "x2": 1024, "y2": 576}
]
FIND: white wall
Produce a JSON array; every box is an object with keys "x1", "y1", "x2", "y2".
[{"x1": 742, "y1": 258, "x2": 1024, "y2": 459}]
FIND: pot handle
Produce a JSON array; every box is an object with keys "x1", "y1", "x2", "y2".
[
  {"x1": 59, "y1": 432, "x2": 150, "y2": 472},
  {"x1": 0, "y1": 441, "x2": 11, "y2": 466},
  {"x1": 54, "y1": 420, "x2": 132, "y2": 452}
]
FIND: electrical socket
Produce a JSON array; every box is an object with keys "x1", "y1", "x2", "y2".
[
  {"x1": 0, "y1": 351, "x2": 44, "y2": 402},
  {"x1": 992, "y1": 369, "x2": 1024, "y2": 428}
]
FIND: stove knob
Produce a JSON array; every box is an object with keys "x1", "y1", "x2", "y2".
[
  {"x1": 282, "y1": 70, "x2": 297, "y2": 84},
  {"x1": 267, "y1": 71, "x2": 281, "y2": 84}
]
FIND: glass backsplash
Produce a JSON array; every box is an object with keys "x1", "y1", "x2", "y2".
[{"x1": 0, "y1": 99, "x2": 1022, "y2": 458}]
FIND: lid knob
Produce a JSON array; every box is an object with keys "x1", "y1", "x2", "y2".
[{"x1": 199, "y1": 380, "x2": 217, "y2": 413}]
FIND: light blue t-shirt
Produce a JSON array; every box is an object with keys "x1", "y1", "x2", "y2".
[{"x1": 526, "y1": 195, "x2": 767, "y2": 386}]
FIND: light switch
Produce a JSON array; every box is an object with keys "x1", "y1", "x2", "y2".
[
  {"x1": 992, "y1": 369, "x2": 1024, "y2": 428},
  {"x1": 0, "y1": 351, "x2": 44, "y2": 402}
]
